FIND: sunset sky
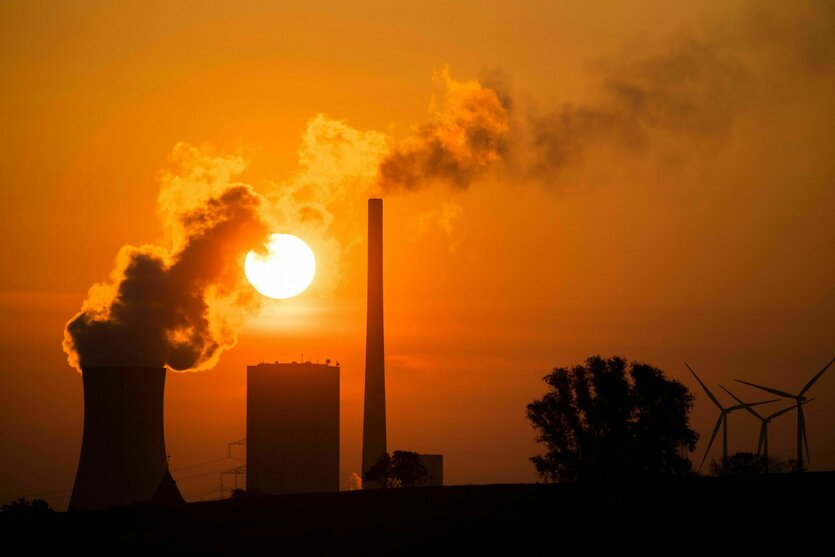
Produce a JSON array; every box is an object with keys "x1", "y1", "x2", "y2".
[{"x1": 1, "y1": 0, "x2": 833, "y2": 508}]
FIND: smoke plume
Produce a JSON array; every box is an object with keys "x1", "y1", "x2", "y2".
[
  {"x1": 247, "y1": 68, "x2": 510, "y2": 296},
  {"x1": 288, "y1": 3, "x2": 834, "y2": 201},
  {"x1": 62, "y1": 1, "x2": 832, "y2": 373},
  {"x1": 63, "y1": 144, "x2": 269, "y2": 371},
  {"x1": 263, "y1": 114, "x2": 387, "y2": 296},
  {"x1": 375, "y1": 67, "x2": 510, "y2": 192},
  {"x1": 522, "y1": 38, "x2": 747, "y2": 178},
  {"x1": 517, "y1": 1, "x2": 834, "y2": 181}
]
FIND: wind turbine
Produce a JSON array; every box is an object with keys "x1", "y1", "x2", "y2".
[
  {"x1": 720, "y1": 385, "x2": 814, "y2": 472},
  {"x1": 735, "y1": 357, "x2": 834, "y2": 472},
  {"x1": 684, "y1": 363, "x2": 777, "y2": 469}
]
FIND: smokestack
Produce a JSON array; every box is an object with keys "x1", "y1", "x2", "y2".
[
  {"x1": 69, "y1": 367, "x2": 177, "y2": 511},
  {"x1": 361, "y1": 198, "x2": 386, "y2": 486}
]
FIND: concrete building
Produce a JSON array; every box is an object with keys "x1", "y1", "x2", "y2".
[
  {"x1": 246, "y1": 361, "x2": 340, "y2": 494},
  {"x1": 418, "y1": 454, "x2": 444, "y2": 486},
  {"x1": 70, "y1": 366, "x2": 177, "y2": 511},
  {"x1": 362, "y1": 198, "x2": 387, "y2": 486}
]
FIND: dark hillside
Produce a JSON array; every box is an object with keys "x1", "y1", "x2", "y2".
[{"x1": 4, "y1": 473, "x2": 833, "y2": 555}]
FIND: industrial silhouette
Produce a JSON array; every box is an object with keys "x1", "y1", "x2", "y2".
[
  {"x1": 684, "y1": 363, "x2": 776, "y2": 469},
  {"x1": 417, "y1": 454, "x2": 444, "y2": 486},
  {"x1": 235, "y1": 199, "x2": 438, "y2": 497},
  {"x1": 720, "y1": 385, "x2": 815, "y2": 470},
  {"x1": 362, "y1": 198, "x2": 387, "y2": 487},
  {"x1": 69, "y1": 367, "x2": 180, "y2": 510},
  {"x1": 362, "y1": 451, "x2": 444, "y2": 487},
  {"x1": 246, "y1": 361, "x2": 340, "y2": 494},
  {"x1": 735, "y1": 357, "x2": 834, "y2": 472},
  {"x1": 151, "y1": 470, "x2": 187, "y2": 506}
]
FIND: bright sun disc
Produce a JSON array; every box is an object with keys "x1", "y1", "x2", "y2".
[{"x1": 245, "y1": 234, "x2": 316, "y2": 299}]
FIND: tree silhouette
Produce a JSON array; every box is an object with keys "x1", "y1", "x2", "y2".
[
  {"x1": 231, "y1": 488, "x2": 247, "y2": 499},
  {"x1": 363, "y1": 453, "x2": 393, "y2": 487},
  {"x1": 710, "y1": 452, "x2": 789, "y2": 476},
  {"x1": 0, "y1": 498, "x2": 53, "y2": 520},
  {"x1": 527, "y1": 355, "x2": 698, "y2": 482},
  {"x1": 362, "y1": 451, "x2": 429, "y2": 488}
]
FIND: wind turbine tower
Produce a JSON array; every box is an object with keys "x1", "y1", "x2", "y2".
[
  {"x1": 736, "y1": 357, "x2": 834, "y2": 472},
  {"x1": 685, "y1": 363, "x2": 776, "y2": 469},
  {"x1": 721, "y1": 385, "x2": 814, "y2": 472}
]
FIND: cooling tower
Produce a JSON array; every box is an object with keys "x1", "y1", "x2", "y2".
[
  {"x1": 362, "y1": 198, "x2": 387, "y2": 486},
  {"x1": 246, "y1": 362, "x2": 340, "y2": 494},
  {"x1": 69, "y1": 367, "x2": 175, "y2": 511}
]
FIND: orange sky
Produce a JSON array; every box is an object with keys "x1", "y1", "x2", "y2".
[{"x1": 1, "y1": 0, "x2": 833, "y2": 508}]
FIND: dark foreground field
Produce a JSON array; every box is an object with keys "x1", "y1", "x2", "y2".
[{"x1": 4, "y1": 473, "x2": 834, "y2": 555}]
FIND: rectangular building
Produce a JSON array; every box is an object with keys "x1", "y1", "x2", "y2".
[
  {"x1": 418, "y1": 454, "x2": 443, "y2": 486},
  {"x1": 246, "y1": 361, "x2": 340, "y2": 494}
]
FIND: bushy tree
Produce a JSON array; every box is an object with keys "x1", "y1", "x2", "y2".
[
  {"x1": 362, "y1": 451, "x2": 429, "y2": 488},
  {"x1": 710, "y1": 452, "x2": 789, "y2": 476},
  {"x1": 527, "y1": 355, "x2": 698, "y2": 482},
  {"x1": 0, "y1": 498, "x2": 53, "y2": 520}
]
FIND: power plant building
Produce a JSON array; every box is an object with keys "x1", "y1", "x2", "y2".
[
  {"x1": 418, "y1": 454, "x2": 444, "y2": 486},
  {"x1": 70, "y1": 366, "x2": 179, "y2": 511},
  {"x1": 246, "y1": 361, "x2": 340, "y2": 494}
]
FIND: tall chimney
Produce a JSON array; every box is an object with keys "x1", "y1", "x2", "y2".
[
  {"x1": 69, "y1": 367, "x2": 177, "y2": 510},
  {"x1": 361, "y1": 198, "x2": 386, "y2": 486}
]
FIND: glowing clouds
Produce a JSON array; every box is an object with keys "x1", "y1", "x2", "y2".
[
  {"x1": 376, "y1": 67, "x2": 511, "y2": 192},
  {"x1": 245, "y1": 234, "x2": 316, "y2": 300},
  {"x1": 61, "y1": 69, "x2": 511, "y2": 373},
  {"x1": 63, "y1": 148, "x2": 269, "y2": 372}
]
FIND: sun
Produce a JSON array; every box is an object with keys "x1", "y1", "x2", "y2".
[{"x1": 245, "y1": 234, "x2": 316, "y2": 299}]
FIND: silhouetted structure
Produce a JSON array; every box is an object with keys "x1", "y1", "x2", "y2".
[
  {"x1": 685, "y1": 364, "x2": 776, "y2": 469},
  {"x1": 720, "y1": 385, "x2": 814, "y2": 471},
  {"x1": 736, "y1": 357, "x2": 834, "y2": 472},
  {"x1": 362, "y1": 198, "x2": 387, "y2": 488},
  {"x1": 69, "y1": 366, "x2": 177, "y2": 511},
  {"x1": 151, "y1": 470, "x2": 186, "y2": 506},
  {"x1": 417, "y1": 454, "x2": 444, "y2": 486},
  {"x1": 363, "y1": 451, "x2": 429, "y2": 487},
  {"x1": 247, "y1": 362, "x2": 340, "y2": 494}
]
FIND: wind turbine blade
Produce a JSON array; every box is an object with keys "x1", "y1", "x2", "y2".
[
  {"x1": 700, "y1": 415, "x2": 723, "y2": 469},
  {"x1": 800, "y1": 407, "x2": 811, "y2": 465},
  {"x1": 800, "y1": 357, "x2": 835, "y2": 396},
  {"x1": 748, "y1": 399, "x2": 778, "y2": 407},
  {"x1": 686, "y1": 363, "x2": 724, "y2": 409},
  {"x1": 767, "y1": 398, "x2": 814, "y2": 420},
  {"x1": 768, "y1": 405, "x2": 800, "y2": 420},
  {"x1": 735, "y1": 379, "x2": 795, "y2": 399},
  {"x1": 728, "y1": 399, "x2": 778, "y2": 412},
  {"x1": 720, "y1": 385, "x2": 763, "y2": 418}
]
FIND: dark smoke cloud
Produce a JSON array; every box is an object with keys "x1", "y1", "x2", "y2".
[
  {"x1": 64, "y1": 183, "x2": 268, "y2": 371},
  {"x1": 375, "y1": 67, "x2": 510, "y2": 193},
  {"x1": 61, "y1": 2, "x2": 834, "y2": 375},
  {"x1": 375, "y1": 34, "x2": 748, "y2": 193},
  {"x1": 311, "y1": 3, "x2": 834, "y2": 199},
  {"x1": 516, "y1": 0, "x2": 834, "y2": 182},
  {"x1": 744, "y1": 0, "x2": 835, "y2": 75},
  {"x1": 521, "y1": 36, "x2": 748, "y2": 179}
]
